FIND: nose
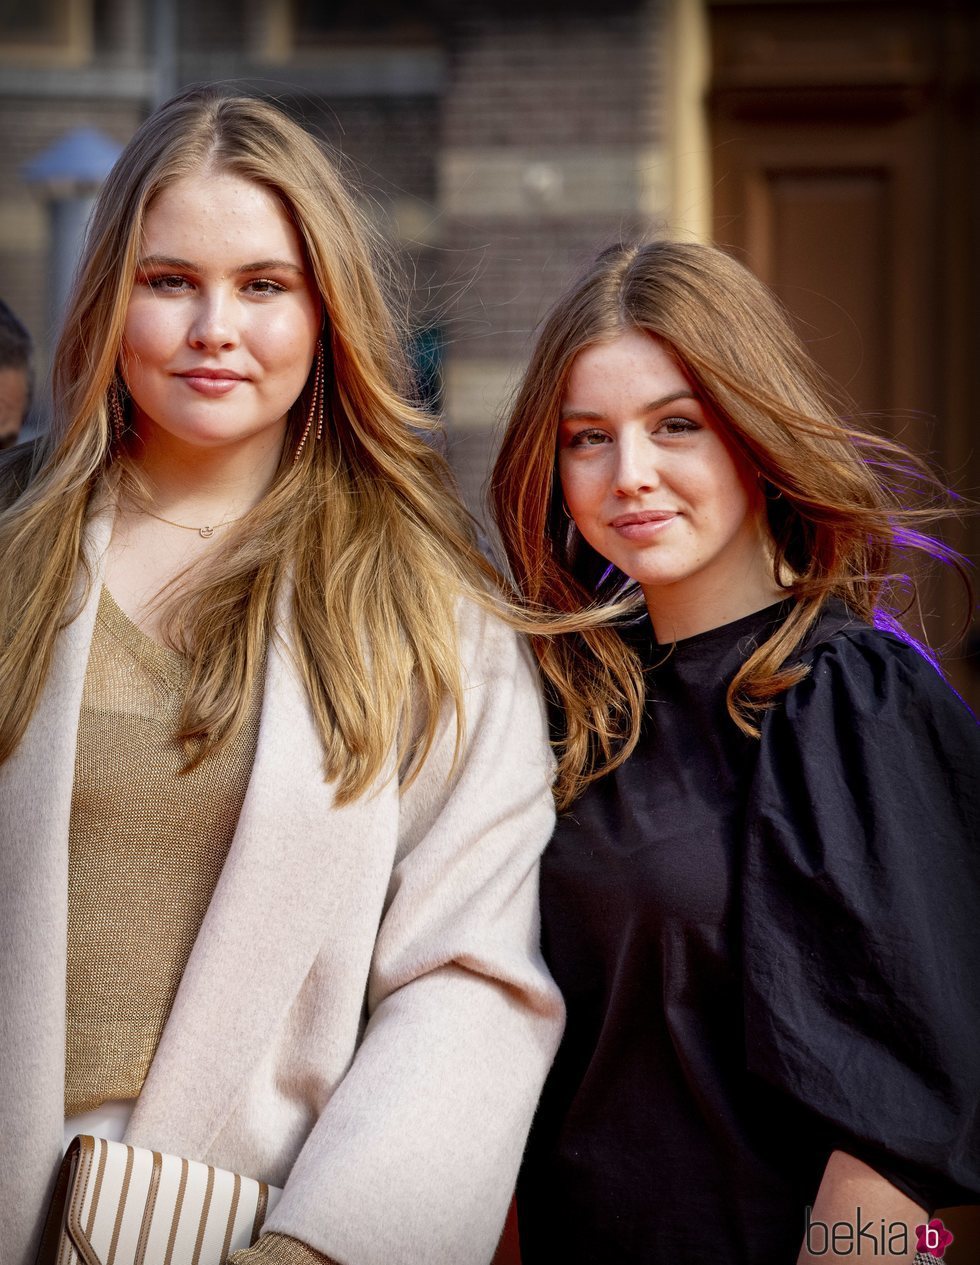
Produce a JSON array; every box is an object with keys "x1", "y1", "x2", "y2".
[
  {"x1": 613, "y1": 431, "x2": 658, "y2": 497},
  {"x1": 188, "y1": 289, "x2": 239, "y2": 351}
]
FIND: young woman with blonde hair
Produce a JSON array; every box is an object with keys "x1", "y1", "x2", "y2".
[
  {"x1": 0, "y1": 88, "x2": 563, "y2": 1265},
  {"x1": 491, "y1": 240, "x2": 979, "y2": 1263}
]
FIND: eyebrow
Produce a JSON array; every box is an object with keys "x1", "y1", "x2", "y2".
[
  {"x1": 559, "y1": 389, "x2": 698, "y2": 422},
  {"x1": 138, "y1": 255, "x2": 305, "y2": 276}
]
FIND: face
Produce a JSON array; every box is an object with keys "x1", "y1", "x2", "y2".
[
  {"x1": 557, "y1": 328, "x2": 775, "y2": 640},
  {"x1": 121, "y1": 169, "x2": 321, "y2": 459}
]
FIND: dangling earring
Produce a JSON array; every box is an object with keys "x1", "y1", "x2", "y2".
[
  {"x1": 108, "y1": 377, "x2": 126, "y2": 449},
  {"x1": 294, "y1": 340, "x2": 325, "y2": 464}
]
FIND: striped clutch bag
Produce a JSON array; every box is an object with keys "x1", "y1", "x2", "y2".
[{"x1": 36, "y1": 1135, "x2": 283, "y2": 1265}]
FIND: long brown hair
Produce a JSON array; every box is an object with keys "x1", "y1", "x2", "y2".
[
  {"x1": 491, "y1": 240, "x2": 967, "y2": 810},
  {"x1": 0, "y1": 88, "x2": 501, "y2": 800}
]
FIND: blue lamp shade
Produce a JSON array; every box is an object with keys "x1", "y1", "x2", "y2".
[{"x1": 22, "y1": 127, "x2": 123, "y2": 189}]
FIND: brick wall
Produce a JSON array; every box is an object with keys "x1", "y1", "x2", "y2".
[
  {"x1": 436, "y1": 3, "x2": 670, "y2": 521},
  {"x1": 0, "y1": 0, "x2": 672, "y2": 513}
]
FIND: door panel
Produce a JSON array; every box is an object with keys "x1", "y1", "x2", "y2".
[{"x1": 709, "y1": 0, "x2": 978, "y2": 695}]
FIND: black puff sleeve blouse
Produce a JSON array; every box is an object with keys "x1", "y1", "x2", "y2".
[{"x1": 517, "y1": 601, "x2": 980, "y2": 1265}]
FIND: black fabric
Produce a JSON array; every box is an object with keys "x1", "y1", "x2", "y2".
[{"x1": 518, "y1": 601, "x2": 980, "y2": 1265}]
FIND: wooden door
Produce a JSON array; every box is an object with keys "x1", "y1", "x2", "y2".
[{"x1": 709, "y1": 0, "x2": 979, "y2": 703}]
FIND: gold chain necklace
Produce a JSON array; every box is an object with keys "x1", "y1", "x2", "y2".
[{"x1": 142, "y1": 509, "x2": 245, "y2": 539}]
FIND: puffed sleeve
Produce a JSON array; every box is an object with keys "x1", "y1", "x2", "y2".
[
  {"x1": 258, "y1": 601, "x2": 564, "y2": 1265},
  {"x1": 742, "y1": 626, "x2": 980, "y2": 1212}
]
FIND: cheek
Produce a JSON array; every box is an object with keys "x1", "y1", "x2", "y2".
[
  {"x1": 121, "y1": 298, "x2": 178, "y2": 369},
  {"x1": 727, "y1": 458, "x2": 761, "y2": 515},
  {"x1": 250, "y1": 309, "x2": 318, "y2": 375},
  {"x1": 558, "y1": 456, "x2": 604, "y2": 520},
  {"x1": 708, "y1": 466, "x2": 751, "y2": 510},
  {"x1": 695, "y1": 440, "x2": 759, "y2": 527}
]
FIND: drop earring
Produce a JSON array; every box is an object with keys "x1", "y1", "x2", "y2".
[
  {"x1": 108, "y1": 378, "x2": 126, "y2": 449},
  {"x1": 294, "y1": 340, "x2": 325, "y2": 463}
]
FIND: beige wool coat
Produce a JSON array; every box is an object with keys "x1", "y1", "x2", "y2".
[{"x1": 0, "y1": 508, "x2": 564, "y2": 1265}]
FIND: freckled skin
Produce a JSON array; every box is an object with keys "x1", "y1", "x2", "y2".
[{"x1": 557, "y1": 329, "x2": 782, "y2": 641}]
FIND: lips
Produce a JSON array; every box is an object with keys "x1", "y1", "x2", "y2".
[
  {"x1": 609, "y1": 510, "x2": 677, "y2": 528},
  {"x1": 608, "y1": 509, "x2": 679, "y2": 542},
  {"x1": 177, "y1": 368, "x2": 246, "y2": 380},
  {"x1": 177, "y1": 368, "x2": 247, "y2": 397}
]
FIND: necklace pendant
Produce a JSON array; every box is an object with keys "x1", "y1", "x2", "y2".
[{"x1": 199, "y1": 525, "x2": 215, "y2": 538}]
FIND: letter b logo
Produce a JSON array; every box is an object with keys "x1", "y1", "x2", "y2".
[
  {"x1": 915, "y1": 1218, "x2": 954, "y2": 1258},
  {"x1": 804, "y1": 1207, "x2": 828, "y2": 1255}
]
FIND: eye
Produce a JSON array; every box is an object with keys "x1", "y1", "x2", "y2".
[
  {"x1": 244, "y1": 278, "x2": 287, "y2": 295},
  {"x1": 146, "y1": 274, "x2": 191, "y2": 293},
  {"x1": 566, "y1": 427, "x2": 610, "y2": 448},
  {"x1": 656, "y1": 416, "x2": 701, "y2": 436}
]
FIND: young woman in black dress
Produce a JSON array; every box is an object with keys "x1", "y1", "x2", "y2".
[{"x1": 491, "y1": 241, "x2": 980, "y2": 1264}]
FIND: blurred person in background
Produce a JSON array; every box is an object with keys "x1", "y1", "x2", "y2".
[{"x1": 0, "y1": 297, "x2": 32, "y2": 449}]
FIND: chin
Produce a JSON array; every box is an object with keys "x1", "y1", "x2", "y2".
[{"x1": 617, "y1": 563, "x2": 687, "y2": 591}]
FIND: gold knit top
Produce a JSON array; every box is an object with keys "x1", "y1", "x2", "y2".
[{"x1": 65, "y1": 586, "x2": 262, "y2": 1115}]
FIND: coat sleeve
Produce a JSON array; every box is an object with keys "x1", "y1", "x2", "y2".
[
  {"x1": 258, "y1": 601, "x2": 564, "y2": 1265},
  {"x1": 742, "y1": 627, "x2": 980, "y2": 1212}
]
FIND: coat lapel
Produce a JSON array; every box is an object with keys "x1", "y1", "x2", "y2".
[
  {"x1": 0, "y1": 508, "x2": 111, "y2": 1259},
  {"x1": 125, "y1": 603, "x2": 398, "y2": 1162},
  {"x1": 0, "y1": 501, "x2": 394, "y2": 1202}
]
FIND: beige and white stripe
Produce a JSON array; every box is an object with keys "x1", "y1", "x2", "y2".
[{"x1": 40, "y1": 1136, "x2": 280, "y2": 1265}]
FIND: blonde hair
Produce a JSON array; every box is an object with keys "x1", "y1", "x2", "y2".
[
  {"x1": 491, "y1": 240, "x2": 967, "y2": 810},
  {"x1": 0, "y1": 88, "x2": 500, "y2": 800}
]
